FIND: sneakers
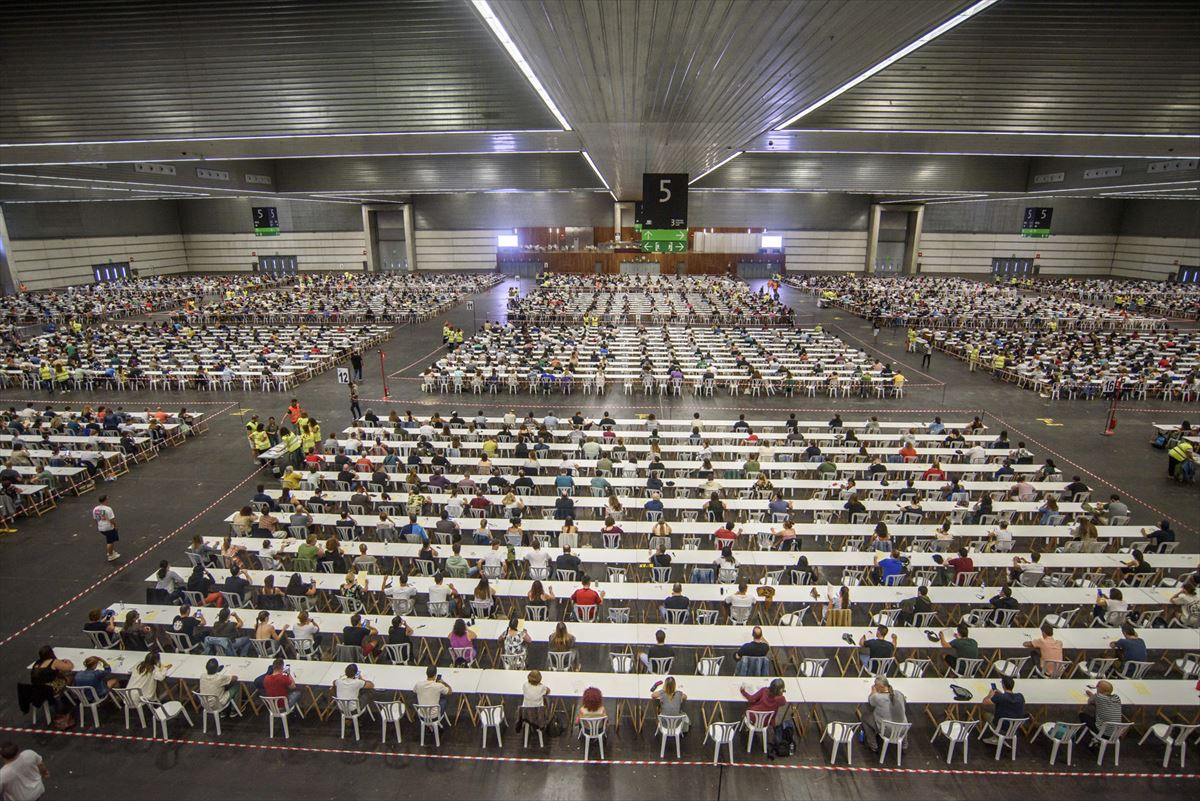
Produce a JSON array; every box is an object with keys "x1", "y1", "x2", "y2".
[{"x1": 107, "y1": 552, "x2": 121, "y2": 562}]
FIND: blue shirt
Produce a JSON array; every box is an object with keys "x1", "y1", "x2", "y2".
[
  {"x1": 879, "y1": 557, "x2": 904, "y2": 580},
  {"x1": 74, "y1": 666, "x2": 112, "y2": 698},
  {"x1": 991, "y1": 691, "x2": 1025, "y2": 721},
  {"x1": 1114, "y1": 637, "x2": 1147, "y2": 664}
]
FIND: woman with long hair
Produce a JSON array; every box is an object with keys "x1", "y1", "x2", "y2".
[{"x1": 651, "y1": 675, "x2": 689, "y2": 732}]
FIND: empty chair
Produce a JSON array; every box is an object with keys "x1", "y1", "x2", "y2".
[
  {"x1": 579, "y1": 716, "x2": 607, "y2": 760},
  {"x1": 930, "y1": 718, "x2": 979, "y2": 764},
  {"x1": 897, "y1": 657, "x2": 932, "y2": 678},
  {"x1": 797, "y1": 657, "x2": 829, "y2": 677},
  {"x1": 548, "y1": 650, "x2": 578, "y2": 672},
  {"x1": 1031, "y1": 721, "x2": 1086, "y2": 765},
  {"x1": 1091, "y1": 720, "x2": 1134, "y2": 766},
  {"x1": 696, "y1": 656, "x2": 724, "y2": 676},
  {"x1": 375, "y1": 699, "x2": 405, "y2": 744},
  {"x1": 1074, "y1": 657, "x2": 1117, "y2": 679},
  {"x1": 990, "y1": 655, "x2": 1029, "y2": 680},
  {"x1": 948, "y1": 658, "x2": 985, "y2": 679},
  {"x1": 705, "y1": 720, "x2": 741, "y2": 765},
  {"x1": 1171, "y1": 652, "x2": 1200, "y2": 679},
  {"x1": 878, "y1": 720, "x2": 912, "y2": 766},
  {"x1": 477, "y1": 703, "x2": 507, "y2": 748},
  {"x1": 145, "y1": 698, "x2": 193, "y2": 740},
  {"x1": 607, "y1": 652, "x2": 633, "y2": 674},
  {"x1": 821, "y1": 721, "x2": 861, "y2": 765},
  {"x1": 1137, "y1": 723, "x2": 1200, "y2": 768}
]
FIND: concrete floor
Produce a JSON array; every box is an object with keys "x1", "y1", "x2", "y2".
[{"x1": 0, "y1": 278, "x2": 1196, "y2": 800}]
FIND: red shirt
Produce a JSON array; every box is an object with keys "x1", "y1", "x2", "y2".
[
  {"x1": 469, "y1": 496, "x2": 491, "y2": 509},
  {"x1": 741, "y1": 686, "x2": 787, "y2": 714},
  {"x1": 947, "y1": 555, "x2": 974, "y2": 575},
  {"x1": 922, "y1": 467, "x2": 945, "y2": 480},
  {"x1": 262, "y1": 672, "x2": 295, "y2": 706},
  {"x1": 714, "y1": 527, "x2": 736, "y2": 547},
  {"x1": 571, "y1": 587, "x2": 601, "y2": 606}
]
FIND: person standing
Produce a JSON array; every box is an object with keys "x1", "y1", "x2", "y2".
[
  {"x1": 91, "y1": 495, "x2": 120, "y2": 562},
  {"x1": 350, "y1": 350, "x2": 363, "y2": 382},
  {"x1": 0, "y1": 742, "x2": 48, "y2": 801},
  {"x1": 871, "y1": 320, "x2": 881, "y2": 345},
  {"x1": 921, "y1": 340, "x2": 933, "y2": 369},
  {"x1": 349, "y1": 385, "x2": 362, "y2": 421}
]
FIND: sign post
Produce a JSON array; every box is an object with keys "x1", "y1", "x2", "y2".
[{"x1": 378, "y1": 350, "x2": 389, "y2": 399}]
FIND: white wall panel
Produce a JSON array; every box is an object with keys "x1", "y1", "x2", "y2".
[
  {"x1": 916, "y1": 233, "x2": 1117, "y2": 275},
  {"x1": 8, "y1": 234, "x2": 188, "y2": 289},
  {"x1": 783, "y1": 231, "x2": 867, "y2": 272},
  {"x1": 181, "y1": 231, "x2": 367, "y2": 272},
  {"x1": 413, "y1": 230, "x2": 505, "y2": 271},
  {"x1": 1111, "y1": 236, "x2": 1200, "y2": 279}
]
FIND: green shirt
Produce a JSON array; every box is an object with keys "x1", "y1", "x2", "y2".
[
  {"x1": 949, "y1": 637, "x2": 979, "y2": 661},
  {"x1": 296, "y1": 543, "x2": 319, "y2": 561},
  {"x1": 445, "y1": 554, "x2": 470, "y2": 576}
]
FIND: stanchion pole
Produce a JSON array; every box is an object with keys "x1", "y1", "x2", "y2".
[{"x1": 378, "y1": 349, "x2": 390, "y2": 399}]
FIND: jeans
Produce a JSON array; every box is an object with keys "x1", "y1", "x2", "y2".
[
  {"x1": 735, "y1": 657, "x2": 769, "y2": 677},
  {"x1": 205, "y1": 636, "x2": 252, "y2": 657}
]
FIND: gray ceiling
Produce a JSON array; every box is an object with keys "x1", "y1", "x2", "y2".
[{"x1": 0, "y1": 0, "x2": 1197, "y2": 206}]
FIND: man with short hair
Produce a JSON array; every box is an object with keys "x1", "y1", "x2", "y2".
[
  {"x1": 199, "y1": 657, "x2": 242, "y2": 707},
  {"x1": 569, "y1": 576, "x2": 604, "y2": 613},
  {"x1": 524, "y1": 538, "x2": 553, "y2": 575},
  {"x1": 980, "y1": 675, "x2": 1025, "y2": 744},
  {"x1": 554, "y1": 545, "x2": 581, "y2": 578},
  {"x1": 332, "y1": 663, "x2": 375, "y2": 710},
  {"x1": 895, "y1": 584, "x2": 932, "y2": 626},
  {"x1": 262, "y1": 657, "x2": 301, "y2": 711},
  {"x1": 734, "y1": 626, "x2": 771, "y2": 676},
  {"x1": 414, "y1": 664, "x2": 452, "y2": 717},
  {"x1": 938, "y1": 623, "x2": 979, "y2": 672},
  {"x1": 637, "y1": 629, "x2": 674, "y2": 673},
  {"x1": 0, "y1": 741, "x2": 48, "y2": 801},
  {"x1": 91, "y1": 495, "x2": 120, "y2": 562},
  {"x1": 660, "y1": 583, "x2": 690, "y2": 622},
  {"x1": 1110, "y1": 623, "x2": 1148, "y2": 675},
  {"x1": 859, "y1": 625, "x2": 898, "y2": 669},
  {"x1": 1023, "y1": 623, "x2": 1065, "y2": 673}
]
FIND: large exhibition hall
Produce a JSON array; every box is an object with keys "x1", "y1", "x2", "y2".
[{"x1": 0, "y1": 1, "x2": 1197, "y2": 799}]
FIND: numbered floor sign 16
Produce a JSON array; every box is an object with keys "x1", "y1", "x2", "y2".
[{"x1": 336, "y1": 368, "x2": 350, "y2": 384}]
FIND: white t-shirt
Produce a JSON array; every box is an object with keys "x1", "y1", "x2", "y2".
[
  {"x1": 92, "y1": 505, "x2": 115, "y2": 532},
  {"x1": 0, "y1": 750, "x2": 44, "y2": 801},
  {"x1": 724, "y1": 593, "x2": 755, "y2": 610},
  {"x1": 521, "y1": 682, "x2": 550, "y2": 708},
  {"x1": 427, "y1": 584, "x2": 451, "y2": 604},
  {"x1": 525, "y1": 550, "x2": 552, "y2": 570},
  {"x1": 293, "y1": 622, "x2": 321, "y2": 641},
  {"x1": 386, "y1": 584, "x2": 417, "y2": 604},
  {"x1": 334, "y1": 675, "x2": 366, "y2": 701},
  {"x1": 415, "y1": 679, "x2": 450, "y2": 707},
  {"x1": 483, "y1": 550, "x2": 505, "y2": 569}
]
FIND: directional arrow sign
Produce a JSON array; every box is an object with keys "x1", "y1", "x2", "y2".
[{"x1": 640, "y1": 229, "x2": 687, "y2": 242}]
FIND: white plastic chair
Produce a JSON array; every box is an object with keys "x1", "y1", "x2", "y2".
[
  {"x1": 478, "y1": 703, "x2": 506, "y2": 748},
  {"x1": 109, "y1": 687, "x2": 148, "y2": 730},
  {"x1": 930, "y1": 718, "x2": 978, "y2": 763},
  {"x1": 705, "y1": 720, "x2": 741, "y2": 765},
  {"x1": 264, "y1": 694, "x2": 303, "y2": 738},
  {"x1": 1092, "y1": 720, "x2": 1134, "y2": 766},
  {"x1": 1138, "y1": 722, "x2": 1200, "y2": 768},
  {"x1": 981, "y1": 716, "x2": 1028, "y2": 760},
  {"x1": 821, "y1": 720, "x2": 860, "y2": 764},
  {"x1": 375, "y1": 699, "x2": 405, "y2": 744},
  {"x1": 744, "y1": 709, "x2": 777, "y2": 753},
  {"x1": 63, "y1": 685, "x2": 107, "y2": 728},
  {"x1": 878, "y1": 719, "x2": 912, "y2": 766},
  {"x1": 416, "y1": 704, "x2": 448, "y2": 746},
  {"x1": 336, "y1": 698, "x2": 372, "y2": 740},
  {"x1": 656, "y1": 714, "x2": 688, "y2": 758},
  {"x1": 194, "y1": 691, "x2": 240, "y2": 736},
  {"x1": 145, "y1": 698, "x2": 193, "y2": 740},
  {"x1": 579, "y1": 715, "x2": 607, "y2": 760},
  {"x1": 1031, "y1": 721, "x2": 1086, "y2": 765}
]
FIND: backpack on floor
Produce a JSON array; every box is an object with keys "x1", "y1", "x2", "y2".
[{"x1": 774, "y1": 721, "x2": 796, "y2": 757}]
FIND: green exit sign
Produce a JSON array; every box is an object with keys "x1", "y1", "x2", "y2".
[
  {"x1": 641, "y1": 240, "x2": 686, "y2": 253},
  {"x1": 641, "y1": 228, "x2": 687, "y2": 242}
]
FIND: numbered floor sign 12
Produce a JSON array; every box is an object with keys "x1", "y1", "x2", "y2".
[{"x1": 336, "y1": 368, "x2": 350, "y2": 384}]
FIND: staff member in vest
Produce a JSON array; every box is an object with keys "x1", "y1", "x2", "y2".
[
  {"x1": 38, "y1": 363, "x2": 53, "y2": 394},
  {"x1": 1168, "y1": 440, "x2": 1194, "y2": 481},
  {"x1": 279, "y1": 426, "x2": 303, "y2": 469}
]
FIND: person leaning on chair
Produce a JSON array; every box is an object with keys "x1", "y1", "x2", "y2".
[{"x1": 861, "y1": 674, "x2": 907, "y2": 753}]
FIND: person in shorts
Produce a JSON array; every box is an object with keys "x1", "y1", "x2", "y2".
[{"x1": 92, "y1": 495, "x2": 120, "y2": 562}]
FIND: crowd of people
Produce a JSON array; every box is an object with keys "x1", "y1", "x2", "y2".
[
  {"x1": 507, "y1": 274, "x2": 792, "y2": 326},
  {"x1": 194, "y1": 273, "x2": 501, "y2": 324},
  {"x1": 787, "y1": 274, "x2": 1168, "y2": 330},
  {"x1": 1032, "y1": 278, "x2": 1200, "y2": 320}
]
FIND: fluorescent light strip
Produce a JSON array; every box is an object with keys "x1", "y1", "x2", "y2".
[
  {"x1": 580, "y1": 151, "x2": 610, "y2": 190},
  {"x1": 744, "y1": 149, "x2": 1190, "y2": 160},
  {"x1": 4, "y1": 151, "x2": 580, "y2": 168},
  {"x1": 778, "y1": 0, "x2": 1001, "y2": 129},
  {"x1": 471, "y1": 1, "x2": 571, "y2": 131},
  {"x1": 0, "y1": 129, "x2": 565, "y2": 148},
  {"x1": 771, "y1": 128, "x2": 1200, "y2": 140},
  {"x1": 689, "y1": 151, "x2": 744, "y2": 185},
  {"x1": 879, "y1": 194, "x2": 989, "y2": 203}
]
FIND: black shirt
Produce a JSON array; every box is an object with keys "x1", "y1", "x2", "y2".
[
  {"x1": 736, "y1": 641, "x2": 770, "y2": 658},
  {"x1": 342, "y1": 626, "x2": 368, "y2": 647},
  {"x1": 555, "y1": 553, "x2": 581, "y2": 573},
  {"x1": 171, "y1": 615, "x2": 203, "y2": 641},
  {"x1": 864, "y1": 638, "x2": 895, "y2": 660},
  {"x1": 663, "y1": 594, "x2": 690, "y2": 610}
]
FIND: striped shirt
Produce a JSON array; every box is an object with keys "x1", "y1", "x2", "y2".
[{"x1": 1090, "y1": 693, "x2": 1123, "y2": 727}]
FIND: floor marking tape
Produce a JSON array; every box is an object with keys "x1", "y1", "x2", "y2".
[
  {"x1": 1, "y1": 727, "x2": 1194, "y2": 779},
  {"x1": 387, "y1": 343, "x2": 452, "y2": 378},
  {"x1": 986, "y1": 412, "x2": 1198, "y2": 535},
  {"x1": 0, "y1": 463, "x2": 266, "y2": 650}
]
